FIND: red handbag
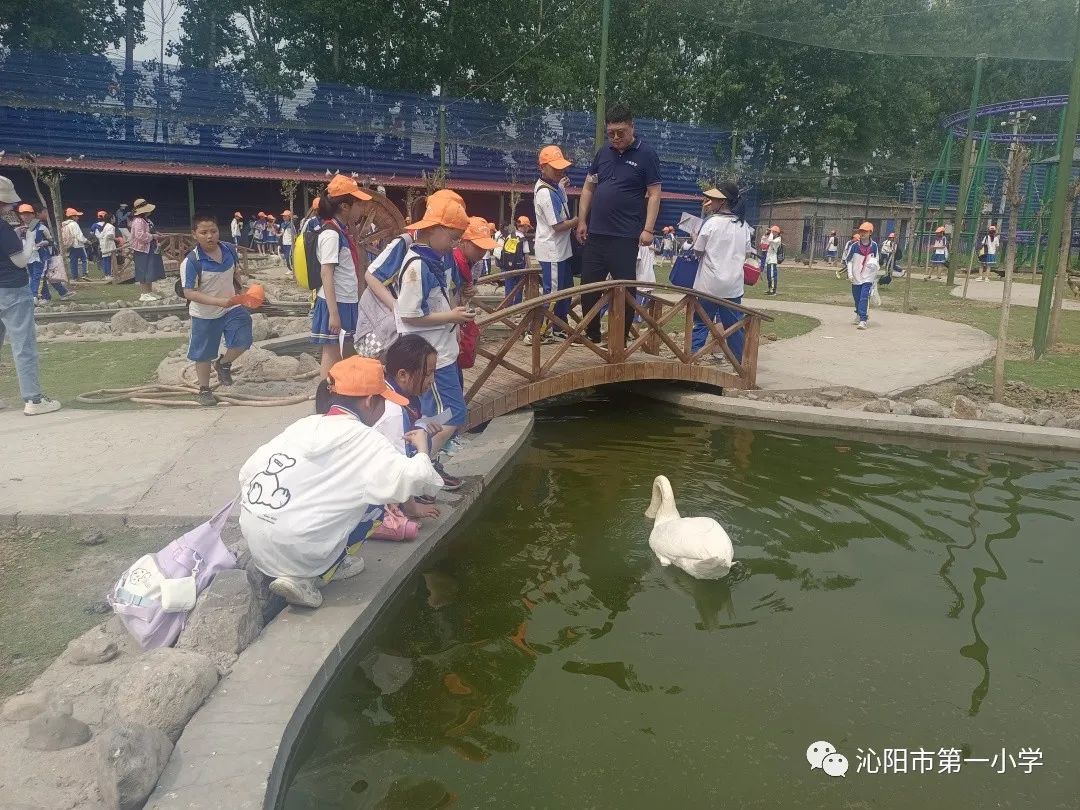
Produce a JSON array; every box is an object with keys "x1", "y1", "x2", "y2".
[{"x1": 743, "y1": 261, "x2": 761, "y2": 286}]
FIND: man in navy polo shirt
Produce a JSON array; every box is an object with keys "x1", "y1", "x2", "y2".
[{"x1": 575, "y1": 104, "x2": 662, "y2": 346}]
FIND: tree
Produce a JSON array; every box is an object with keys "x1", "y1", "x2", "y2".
[
  {"x1": 993, "y1": 143, "x2": 1030, "y2": 403},
  {"x1": 1047, "y1": 177, "x2": 1080, "y2": 348}
]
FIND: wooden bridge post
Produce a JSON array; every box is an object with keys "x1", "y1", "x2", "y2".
[
  {"x1": 608, "y1": 286, "x2": 626, "y2": 363},
  {"x1": 644, "y1": 296, "x2": 663, "y2": 355},
  {"x1": 742, "y1": 313, "x2": 761, "y2": 387}
]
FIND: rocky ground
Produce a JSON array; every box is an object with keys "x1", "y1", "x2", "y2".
[
  {"x1": 724, "y1": 375, "x2": 1080, "y2": 430},
  {"x1": 0, "y1": 522, "x2": 283, "y2": 810}
]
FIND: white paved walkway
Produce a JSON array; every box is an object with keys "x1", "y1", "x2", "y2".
[
  {"x1": 753, "y1": 299, "x2": 995, "y2": 395},
  {"x1": 949, "y1": 277, "x2": 1080, "y2": 310}
]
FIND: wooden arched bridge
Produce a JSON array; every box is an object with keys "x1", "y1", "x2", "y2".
[{"x1": 461, "y1": 269, "x2": 772, "y2": 428}]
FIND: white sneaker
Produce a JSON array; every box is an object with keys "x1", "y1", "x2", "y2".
[
  {"x1": 857, "y1": 321, "x2": 868, "y2": 330},
  {"x1": 331, "y1": 554, "x2": 365, "y2": 581},
  {"x1": 269, "y1": 576, "x2": 324, "y2": 608},
  {"x1": 24, "y1": 396, "x2": 61, "y2": 416}
]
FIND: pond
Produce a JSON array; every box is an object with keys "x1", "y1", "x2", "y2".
[{"x1": 282, "y1": 396, "x2": 1080, "y2": 809}]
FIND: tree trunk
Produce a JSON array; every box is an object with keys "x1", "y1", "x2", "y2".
[
  {"x1": 993, "y1": 146, "x2": 1030, "y2": 403},
  {"x1": 43, "y1": 173, "x2": 67, "y2": 275},
  {"x1": 1047, "y1": 189, "x2": 1078, "y2": 348},
  {"x1": 903, "y1": 172, "x2": 921, "y2": 313},
  {"x1": 124, "y1": 0, "x2": 137, "y2": 141}
]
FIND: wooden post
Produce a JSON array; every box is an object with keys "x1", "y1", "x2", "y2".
[
  {"x1": 742, "y1": 313, "x2": 761, "y2": 387},
  {"x1": 608, "y1": 286, "x2": 625, "y2": 363},
  {"x1": 187, "y1": 177, "x2": 196, "y2": 228},
  {"x1": 644, "y1": 297, "x2": 663, "y2": 355}
]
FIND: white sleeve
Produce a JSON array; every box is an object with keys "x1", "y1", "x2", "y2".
[
  {"x1": 357, "y1": 432, "x2": 444, "y2": 502},
  {"x1": 396, "y1": 260, "x2": 425, "y2": 318},
  {"x1": 317, "y1": 229, "x2": 339, "y2": 266},
  {"x1": 534, "y1": 188, "x2": 557, "y2": 227},
  {"x1": 693, "y1": 219, "x2": 712, "y2": 252}
]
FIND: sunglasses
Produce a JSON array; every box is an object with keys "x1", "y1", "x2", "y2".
[{"x1": 606, "y1": 127, "x2": 631, "y2": 140}]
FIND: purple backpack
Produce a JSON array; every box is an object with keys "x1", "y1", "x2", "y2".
[{"x1": 108, "y1": 499, "x2": 238, "y2": 650}]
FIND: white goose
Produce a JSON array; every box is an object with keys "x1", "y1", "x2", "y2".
[{"x1": 645, "y1": 475, "x2": 734, "y2": 580}]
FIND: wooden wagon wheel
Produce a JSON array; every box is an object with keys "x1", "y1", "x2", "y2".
[{"x1": 348, "y1": 192, "x2": 406, "y2": 256}]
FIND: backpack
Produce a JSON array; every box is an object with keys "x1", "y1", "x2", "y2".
[
  {"x1": 777, "y1": 245, "x2": 785, "y2": 265},
  {"x1": 502, "y1": 235, "x2": 520, "y2": 256},
  {"x1": 175, "y1": 242, "x2": 240, "y2": 304},
  {"x1": 108, "y1": 499, "x2": 237, "y2": 650},
  {"x1": 291, "y1": 227, "x2": 323, "y2": 291}
]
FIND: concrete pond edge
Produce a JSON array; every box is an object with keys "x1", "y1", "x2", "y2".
[
  {"x1": 145, "y1": 409, "x2": 534, "y2": 809},
  {"x1": 641, "y1": 386, "x2": 1080, "y2": 453}
]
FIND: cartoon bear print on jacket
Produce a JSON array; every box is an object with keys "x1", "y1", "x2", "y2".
[{"x1": 246, "y1": 453, "x2": 296, "y2": 509}]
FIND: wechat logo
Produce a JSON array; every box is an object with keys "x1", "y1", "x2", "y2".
[{"x1": 807, "y1": 740, "x2": 849, "y2": 777}]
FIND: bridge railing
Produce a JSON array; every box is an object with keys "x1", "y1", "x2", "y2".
[{"x1": 465, "y1": 276, "x2": 772, "y2": 402}]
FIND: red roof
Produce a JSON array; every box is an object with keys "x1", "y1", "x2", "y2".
[{"x1": 0, "y1": 155, "x2": 700, "y2": 201}]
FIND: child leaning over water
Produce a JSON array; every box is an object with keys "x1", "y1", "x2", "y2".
[{"x1": 179, "y1": 212, "x2": 254, "y2": 406}]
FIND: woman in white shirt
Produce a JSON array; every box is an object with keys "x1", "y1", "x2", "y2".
[
  {"x1": 692, "y1": 182, "x2": 753, "y2": 361},
  {"x1": 763, "y1": 225, "x2": 782, "y2": 295},
  {"x1": 96, "y1": 214, "x2": 117, "y2": 280},
  {"x1": 978, "y1": 224, "x2": 999, "y2": 282}
]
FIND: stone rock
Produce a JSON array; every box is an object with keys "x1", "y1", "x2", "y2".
[
  {"x1": 1066, "y1": 415, "x2": 1080, "y2": 430},
  {"x1": 268, "y1": 316, "x2": 308, "y2": 337},
  {"x1": 862, "y1": 398, "x2": 892, "y2": 414},
  {"x1": 294, "y1": 352, "x2": 320, "y2": 375},
  {"x1": 65, "y1": 629, "x2": 120, "y2": 665},
  {"x1": 981, "y1": 402, "x2": 1026, "y2": 424},
  {"x1": 250, "y1": 313, "x2": 271, "y2": 342},
  {"x1": 242, "y1": 556, "x2": 286, "y2": 626},
  {"x1": 2, "y1": 689, "x2": 55, "y2": 721},
  {"x1": 78, "y1": 529, "x2": 106, "y2": 546},
  {"x1": 1030, "y1": 408, "x2": 1066, "y2": 428},
  {"x1": 951, "y1": 395, "x2": 980, "y2": 420},
  {"x1": 110, "y1": 308, "x2": 150, "y2": 335},
  {"x1": 819, "y1": 389, "x2": 844, "y2": 401},
  {"x1": 360, "y1": 653, "x2": 415, "y2": 695},
  {"x1": 177, "y1": 570, "x2": 263, "y2": 657},
  {"x1": 112, "y1": 648, "x2": 219, "y2": 742},
  {"x1": 234, "y1": 346, "x2": 300, "y2": 382},
  {"x1": 911, "y1": 398, "x2": 948, "y2": 418},
  {"x1": 24, "y1": 708, "x2": 91, "y2": 751},
  {"x1": 156, "y1": 315, "x2": 183, "y2": 332},
  {"x1": 80, "y1": 321, "x2": 110, "y2": 336},
  {"x1": 96, "y1": 723, "x2": 174, "y2": 810},
  {"x1": 156, "y1": 356, "x2": 191, "y2": 386},
  {"x1": 891, "y1": 402, "x2": 913, "y2": 416}
]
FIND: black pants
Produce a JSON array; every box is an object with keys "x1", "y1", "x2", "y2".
[{"x1": 581, "y1": 233, "x2": 639, "y2": 344}]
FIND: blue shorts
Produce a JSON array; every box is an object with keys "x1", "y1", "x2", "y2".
[
  {"x1": 980, "y1": 254, "x2": 997, "y2": 266},
  {"x1": 310, "y1": 297, "x2": 358, "y2": 344},
  {"x1": 188, "y1": 306, "x2": 253, "y2": 362},
  {"x1": 422, "y1": 363, "x2": 467, "y2": 427},
  {"x1": 826, "y1": 250, "x2": 837, "y2": 259}
]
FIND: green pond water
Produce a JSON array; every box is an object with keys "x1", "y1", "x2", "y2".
[{"x1": 282, "y1": 397, "x2": 1080, "y2": 810}]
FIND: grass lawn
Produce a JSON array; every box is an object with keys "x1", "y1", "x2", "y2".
[
  {"x1": 735, "y1": 266, "x2": 1080, "y2": 390},
  {"x1": 1, "y1": 337, "x2": 184, "y2": 408},
  {"x1": 0, "y1": 524, "x2": 171, "y2": 697},
  {"x1": 41, "y1": 276, "x2": 145, "y2": 309}
]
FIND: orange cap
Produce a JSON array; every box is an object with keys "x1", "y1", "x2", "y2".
[
  {"x1": 234, "y1": 211, "x2": 242, "y2": 218},
  {"x1": 412, "y1": 197, "x2": 469, "y2": 231},
  {"x1": 16, "y1": 203, "x2": 34, "y2": 214},
  {"x1": 282, "y1": 210, "x2": 292, "y2": 217},
  {"x1": 429, "y1": 188, "x2": 466, "y2": 207},
  {"x1": 517, "y1": 215, "x2": 531, "y2": 227},
  {"x1": 267, "y1": 214, "x2": 276, "y2": 221},
  {"x1": 769, "y1": 225, "x2": 780, "y2": 234},
  {"x1": 228, "y1": 283, "x2": 266, "y2": 310},
  {"x1": 326, "y1": 174, "x2": 372, "y2": 201},
  {"x1": 65, "y1": 207, "x2": 83, "y2": 217},
  {"x1": 327, "y1": 356, "x2": 409, "y2": 406},
  {"x1": 96, "y1": 210, "x2": 107, "y2": 218},
  {"x1": 859, "y1": 221, "x2": 874, "y2": 233},
  {"x1": 487, "y1": 222, "x2": 498, "y2": 235},
  {"x1": 462, "y1": 216, "x2": 497, "y2": 250},
  {"x1": 935, "y1": 226, "x2": 946, "y2": 234},
  {"x1": 538, "y1": 145, "x2": 572, "y2": 170},
  {"x1": 257, "y1": 212, "x2": 266, "y2": 218},
  {"x1": 888, "y1": 232, "x2": 896, "y2": 238}
]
